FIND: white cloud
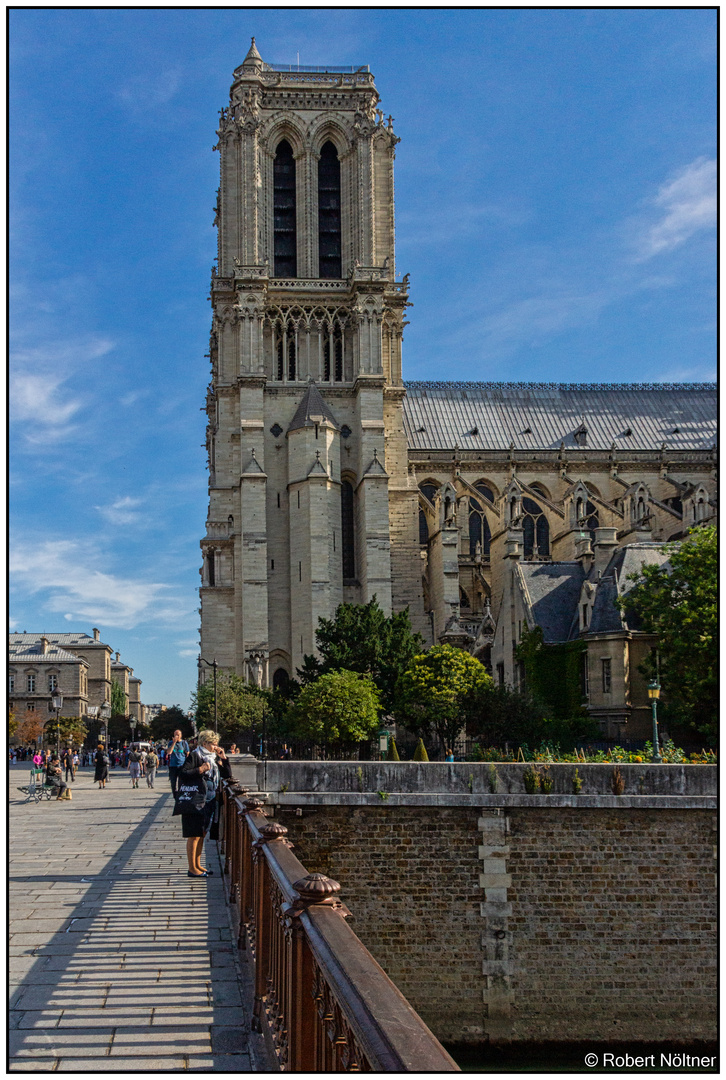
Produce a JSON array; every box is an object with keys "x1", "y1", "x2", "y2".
[
  {"x1": 10, "y1": 539, "x2": 191, "y2": 630},
  {"x1": 635, "y1": 157, "x2": 716, "y2": 260},
  {"x1": 10, "y1": 334, "x2": 115, "y2": 444},
  {"x1": 178, "y1": 648, "x2": 199, "y2": 658},
  {"x1": 95, "y1": 496, "x2": 146, "y2": 527},
  {"x1": 115, "y1": 69, "x2": 182, "y2": 112}
]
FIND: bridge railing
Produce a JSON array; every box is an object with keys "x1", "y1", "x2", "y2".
[{"x1": 221, "y1": 781, "x2": 460, "y2": 1072}]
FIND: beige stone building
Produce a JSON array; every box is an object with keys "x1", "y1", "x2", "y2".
[
  {"x1": 9, "y1": 637, "x2": 89, "y2": 726},
  {"x1": 199, "y1": 42, "x2": 717, "y2": 733},
  {"x1": 9, "y1": 631, "x2": 146, "y2": 725}
]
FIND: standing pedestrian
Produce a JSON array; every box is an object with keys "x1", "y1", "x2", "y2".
[
  {"x1": 173, "y1": 730, "x2": 231, "y2": 877},
  {"x1": 167, "y1": 730, "x2": 189, "y2": 796},
  {"x1": 94, "y1": 744, "x2": 109, "y2": 788},
  {"x1": 72, "y1": 750, "x2": 79, "y2": 776},
  {"x1": 128, "y1": 747, "x2": 142, "y2": 788},
  {"x1": 146, "y1": 748, "x2": 159, "y2": 788},
  {"x1": 63, "y1": 748, "x2": 75, "y2": 783}
]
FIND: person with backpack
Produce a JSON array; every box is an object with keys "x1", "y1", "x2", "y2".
[
  {"x1": 145, "y1": 748, "x2": 159, "y2": 789},
  {"x1": 173, "y1": 730, "x2": 231, "y2": 877},
  {"x1": 94, "y1": 743, "x2": 109, "y2": 789},
  {"x1": 167, "y1": 730, "x2": 189, "y2": 796},
  {"x1": 128, "y1": 747, "x2": 142, "y2": 788}
]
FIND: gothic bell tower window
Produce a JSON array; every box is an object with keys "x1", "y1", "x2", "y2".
[
  {"x1": 341, "y1": 480, "x2": 356, "y2": 580},
  {"x1": 274, "y1": 140, "x2": 297, "y2": 277},
  {"x1": 468, "y1": 483, "x2": 494, "y2": 558},
  {"x1": 318, "y1": 141, "x2": 341, "y2": 279}
]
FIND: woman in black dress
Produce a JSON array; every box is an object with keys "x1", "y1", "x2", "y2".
[
  {"x1": 174, "y1": 730, "x2": 231, "y2": 877},
  {"x1": 94, "y1": 743, "x2": 109, "y2": 788}
]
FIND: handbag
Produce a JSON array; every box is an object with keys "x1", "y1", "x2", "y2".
[{"x1": 173, "y1": 753, "x2": 207, "y2": 815}]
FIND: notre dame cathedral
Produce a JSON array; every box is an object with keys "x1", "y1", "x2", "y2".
[{"x1": 199, "y1": 42, "x2": 716, "y2": 738}]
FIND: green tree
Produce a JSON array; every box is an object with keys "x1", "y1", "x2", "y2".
[
  {"x1": 298, "y1": 598, "x2": 424, "y2": 714},
  {"x1": 9, "y1": 709, "x2": 18, "y2": 740},
  {"x1": 150, "y1": 705, "x2": 191, "y2": 742},
  {"x1": 288, "y1": 670, "x2": 381, "y2": 756},
  {"x1": 110, "y1": 678, "x2": 127, "y2": 718},
  {"x1": 618, "y1": 525, "x2": 718, "y2": 743},
  {"x1": 191, "y1": 674, "x2": 268, "y2": 747},
  {"x1": 515, "y1": 625, "x2": 587, "y2": 720},
  {"x1": 468, "y1": 684, "x2": 597, "y2": 752},
  {"x1": 396, "y1": 645, "x2": 493, "y2": 754}
]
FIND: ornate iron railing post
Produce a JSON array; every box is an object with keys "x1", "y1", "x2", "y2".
[
  {"x1": 251, "y1": 823, "x2": 292, "y2": 1034},
  {"x1": 284, "y1": 873, "x2": 344, "y2": 1072}
]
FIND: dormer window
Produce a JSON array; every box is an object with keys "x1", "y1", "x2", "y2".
[{"x1": 574, "y1": 425, "x2": 588, "y2": 447}]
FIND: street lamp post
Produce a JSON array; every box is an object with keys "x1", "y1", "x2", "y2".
[
  {"x1": 129, "y1": 718, "x2": 137, "y2": 745},
  {"x1": 648, "y1": 679, "x2": 662, "y2": 763},
  {"x1": 199, "y1": 657, "x2": 218, "y2": 729},
  {"x1": 50, "y1": 690, "x2": 64, "y2": 756},
  {"x1": 100, "y1": 700, "x2": 112, "y2": 748}
]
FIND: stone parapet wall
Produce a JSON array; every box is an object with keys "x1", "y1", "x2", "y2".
[{"x1": 252, "y1": 760, "x2": 717, "y2": 800}]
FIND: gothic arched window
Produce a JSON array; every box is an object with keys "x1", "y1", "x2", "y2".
[
  {"x1": 287, "y1": 328, "x2": 296, "y2": 381},
  {"x1": 468, "y1": 483, "x2": 494, "y2": 558},
  {"x1": 274, "y1": 140, "x2": 297, "y2": 277},
  {"x1": 341, "y1": 480, "x2": 355, "y2": 579},
  {"x1": 522, "y1": 497, "x2": 549, "y2": 557},
  {"x1": 419, "y1": 482, "x2": 437, "y2": 545},
  {"x1": 318, "y1": 141, "x2": 341, "y2": 279}
]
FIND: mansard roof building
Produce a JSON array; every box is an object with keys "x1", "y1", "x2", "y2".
[{"x1": 199, "y1": 42, "x2": 717, "y2": 736}]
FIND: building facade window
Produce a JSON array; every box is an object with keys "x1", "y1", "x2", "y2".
[
  {"x1": 418, "y1": 482, "x2": 438, "y2": 545},
  {"x1": 49, "y1": 674, "x2": 58, "y2": 692},
  {"x1": 497, "y1": 663, "x2": 505, "y2": 687},
  {"x1": 341, "y1": 480, "x2": 356, "y2": 579},
  {"x1": 601, "y1": 658, "x2": 612, "y2": 693},
  {"x1": 273, "y1": 140, "x2": 297, "y2": 277},
  {"x1": 27, "y1": 674, "x2": 35, "y2": 693},
  {"x1": 468, "y1": 483, "x2": 494, "y2": 558},
  {"x1": 9, "y1": 675, "x2": 14, "y2": 694},
  {"x1": 318, "y1": 141, "x2": 341, "y2": 279},
  {"x1": 522, "y1": 497, "x2": 550, "y2": 557},
  {"x1": 207, "y1": 552, "x2": 215, "y2": 587},
  {"x1": 581, "y1": 653, "x2": 590, "y2": 701}
]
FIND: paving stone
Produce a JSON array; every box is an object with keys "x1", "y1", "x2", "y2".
[
  {"x1": 57, "y1": 1010, "x2": 153, "y2": 1028},
  {"x1": 9, "y1": 1058, "x2": 61, "y2": 1071},
  {"x1": 210, "y1": 1024, "x2": 249, "y2": 1052},
  {"x1": 187, "y1": 1053, "x2": 253, "y2": 1071},
  {"x1": 56, "y1": 1057, "x2": 187, "y2": 1071},
  {"x1": 14, "y1": 1012, "x2": 65, "y2": 1029},
  {"x1": 9, "y1": 1029, "x2": 113, "y2": 1056},
  {"x1": 111, "y1": 1027, "x2": 212, "y2": 1053}
]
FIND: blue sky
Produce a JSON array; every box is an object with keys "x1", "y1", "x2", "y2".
[{"x1": 9, "y1": 9, "x2": 716, "y2": 708}]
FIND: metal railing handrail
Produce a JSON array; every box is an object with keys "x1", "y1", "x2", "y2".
[{"x1": 223, "y1": 782, "x2": 459, "y2": 1072}]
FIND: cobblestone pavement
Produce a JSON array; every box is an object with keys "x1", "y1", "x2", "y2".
[{"x1": 9, "y1": 763, "x2": 268, "y2": 1072}]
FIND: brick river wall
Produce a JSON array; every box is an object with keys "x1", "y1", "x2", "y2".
[{"x1": 276, "y1": 804, "x2": 716, "y2": 1046}]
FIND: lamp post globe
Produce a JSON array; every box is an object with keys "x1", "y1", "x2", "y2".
[{"x1": 100, "y1": 700, "x2": 112, "y2": 749}]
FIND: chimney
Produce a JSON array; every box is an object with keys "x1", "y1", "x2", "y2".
[
  {"x1": 40, "y1": 636, "x2": 49, "y2": 655},
  {"x1": 592, "y1": 527, "x2": 618, "y2": 573},
  {"x1": 575, "y1": 535, "x2": 594, "y2": 573},
  {"x1": 115, "y1": 652, "x2": 120, "y2": 663},
  {"x1": 504, "y1": 526, "x2": 524, "y2": 560},
  {"x1": 93, "y1": 628, "x2": 100, "y2": 641}
]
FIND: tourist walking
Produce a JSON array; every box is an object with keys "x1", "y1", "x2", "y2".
[
  {"x1": 173, "y1": 730, "x2": 231, "y2": 877},
  {"x1": 128, "y1": 747, "x2": 142, "y2": 788},
  {"x1": 167, "y1": 730, "x2": 190, "y2": 796},
  {"x1": 94, "y1": 744, "x2": 109, "y2": 788},
  {"x1": 63, "y1": 748, "x2": 75, "y2": 783},
  {"x1": 146, "y1": 748, "x2": 159, "y2": 788}
]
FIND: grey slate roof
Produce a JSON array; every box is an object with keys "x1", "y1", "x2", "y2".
[
  {"x1": 9, "y1": 633, "x2": 107, "y2": 648},
  {"x1": 288, "y1": 381, "x2": 340, "y2": 433},
  {"x1": 517, "y1": 562, "x2": 586, "y2": 643},
  {"x1": 9, "y1": 643, "x2": 87, "y2": 664},
  {"x1": 402, "y1": 383, "x2": 716, "y2": 451},
  {"x1": 589, "y1": 544, "x2": 672, "y2": 634}
]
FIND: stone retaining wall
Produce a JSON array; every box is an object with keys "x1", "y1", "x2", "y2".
[{"x1": 229, "y1": 760, "x2": 717, "y2": 1046}]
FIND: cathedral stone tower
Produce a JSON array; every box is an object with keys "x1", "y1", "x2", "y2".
[{"x1": 199, "y1": 40, "x2": 423, "y2": 688}]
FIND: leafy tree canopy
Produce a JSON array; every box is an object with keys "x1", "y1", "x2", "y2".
[
  {"x1": 299, "y1": 597, "x2": 424, "y2": 714},
  {"x1": 396, "y1": 645, "x2": 493, "y2": 754},
  {"x1": 110, "y1": 678, "x2": 127, "y2": 718},
  {"x1": 467, "y1": 684, "x2": 598, "y2": 752},
  {"x1": 191, "y1": 674, "x2": 268, "y2": 747},
  {"x1": 150, "y1": 705, "x2": 191, "y2": 741},
  {"x1": 618, "y1": 525, "x2": 717, "y2": 742},
  {"x1": 288, "y1": 670, "x2": 381, "y2": 753}
]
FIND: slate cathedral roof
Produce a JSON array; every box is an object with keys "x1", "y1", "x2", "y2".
[{"x1": 402, "y1": 382, "x2": 717, "y2": 452}]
